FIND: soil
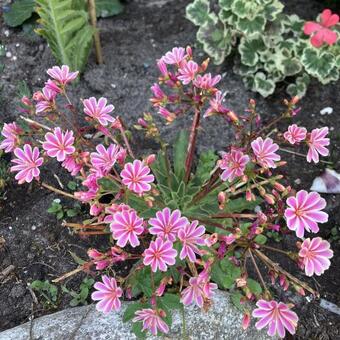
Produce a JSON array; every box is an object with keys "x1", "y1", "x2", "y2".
[{"x1": 0, "y1": 0, "x2": 340, "y2": 338}]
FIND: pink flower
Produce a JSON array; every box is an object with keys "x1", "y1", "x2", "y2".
[
  {"x1": 157, "y1": 58, "x2": 168, "y2": 76},
  {"x1": 62, "y1": 155, "x2": 82, "y2": 176},
  {"x1": 193, "y1": 73, "x2": 221, "y2": 90},
  {"x1": 88, "y1": 247, "x2": 126, "y2": 270},
  {"x1": 178, "y1": 60, "x2": 199, "y2": 85},
  {"x1": 304, "y1": 9, "x2": 339, "y2": 47},
  {"x1": 35, "y1": 87, "x2": 57, "y2": 113},
  {"x1": 178, "y1": 220, "x2": 205, "y2": 262},
  {"x1": 44, "y1": 79, "x2": 61, "y2": 93},
  {"x1": 110, "y1": 210, "x2": 144, "y2": 248},
  {"x1": 299, "y1": 237, "x2": 333, "y2": 276},
  {"x1": 74, "y1": 190, "x2": 97, "y2": 202},
  {"x1": 83, "y1": 97, "x2": 115, "y2": 126},
  {"x1": 90, "y1": 144, "x2": 121, "y2": 175},
  {"x1": 251, "y1": 137, "x2": 280, "y2": 168},
  {"x1": 47, "y1": 65, "x2": 79, "y2": 86},
  {"x1": 204, "y1": 91, "x2": 228, "y2": 117},
  {"x1": 121, "y1": 160, "x2": 154, "y2": 194},
  {"x1": 11, "y1": 144, "x2": 43, "y2": 184},
  {"x1": 91, "y1": 275, "x2": 123, "y2": 313},
  {"x1": 149, "y1": 207, "x2": 188, "y2": 242},
  {"x1": 0, "y1": 122, "x2": 22, "y2": 153},
  {"x1": 104, "y1": 203, "x2": 133, "y2": 223},
  {"x1": 306, "y1": 127, "x2": 330, "y2": 163},
  {"x1": 285, "y1": 190, "x2": 328, "y2": 238},
  {"x1": 151, "y1": 83, "x2": 166, "y2": 101},
  {"x1": 143, "y1": 237, "x2": 177, "y2": 272},
  {"x1": 220, "y1": 150, "x2": 249, "y2": 182},
  {"x1": 283, "y1": 124, "x2": 307, "y2": 144},
  {"x1": 133, "y1": 308, "x2": 169, "y2": 335},
  {"x1": 162, "y1": 47, "x2": 186, "y2": 65},
  {"x1": 181, "y1": 273, "x2": 217, "y2": 307},
  {"x1": 159, "y1": 107, "x2": 176, "y2": 122},
  {"x1": 42, "y1": 127, "x2": 75, "y2": 162},
  {"x1": 252, "y1": 300, "x2": 298, "y2": 338}
]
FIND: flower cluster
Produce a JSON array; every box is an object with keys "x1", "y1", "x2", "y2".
[{"x1": 2, "y1": 47, "x2": 334, "y2": 339}]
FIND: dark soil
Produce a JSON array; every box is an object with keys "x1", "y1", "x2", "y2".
[{"x1": 0, "y1": 0, "x2": 339, "y2": 338}]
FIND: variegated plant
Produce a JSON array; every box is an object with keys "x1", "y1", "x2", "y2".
[{"x1": 186, "y1": 0, "x2": 339, "y2": 97}]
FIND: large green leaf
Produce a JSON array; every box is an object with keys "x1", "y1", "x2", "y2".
[
  {"x1": 186, "y1": 0, "x2": 217, "y2": 26},
  {"x1": 301, "y1": 48, "x2": 335, "y2": 81},
  {"x1": 4, "y1": 0, "x2": 35, "y2": 27},
  {"x1": 253, "y1": 72, "x2": 275, "y2": 97},
  {"x1": 239, "y1": 35, "x2": 266, "y2": 67},
  {"x1": 286, "y1": 73, "x2": 310, "y2": 98},
  {"x1": 197, "y1": 21, "x2": 232, "y2": 65},
  {"x1": 36, "y1": 0, "x2": 94, "y2": 71},
  {"x1": 236, "y1": 15, "x2": 266, "y2": 34},
  {"x1": 96, "y1": 0, "x2": 124, "y2": 18}
]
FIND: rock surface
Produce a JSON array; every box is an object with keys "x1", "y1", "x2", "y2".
[{"x1": 0, "y1": 290, "x2": 274, "y2": 340}]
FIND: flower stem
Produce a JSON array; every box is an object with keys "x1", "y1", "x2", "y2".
[
  {"x1": 280, "y1": 148, "x2": 333, "y2": 165},
  {"x1": 184, "y1": 107, "x2": 201, "y2": 183},
  {"x1": 211, "y1": 213, "x2": 258, "y2": 219},
  {"x1": 88, "y1": 0, "x2": 103, "y2": 64},
  {"x1": 41, "y1": 182, "x2": 75, "y2": 199},
  {"x1": 20, "y1": 116, "x2": 52, "y2": 131},
  {"x1": 248, "y1": 249, "x2": 270, "y2": 296},
  {"x1": 118, "y1": 117, "x2": 135, "y2": 158},
  {"x1": 254, "y1": 249, "x2": 318, "y2": 297}
]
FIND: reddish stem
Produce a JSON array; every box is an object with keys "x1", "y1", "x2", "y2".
[{"x1": 184, "y1": 108, "x2": 201, "y2": 183}]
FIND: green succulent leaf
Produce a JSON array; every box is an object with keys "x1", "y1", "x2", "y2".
[
  {"x1": 96, "y1": 0, "x2": 124, "y2": 18},
  {"x1": 186, "y1": 0, "x2": 217, "y2": 26},
  {"x1": 239, "y1": 35, "x2": 266, "y2": 67},
  {"x1": 197, "y1": 21, "x2": 232, "y2": 64},
  {"x1": 4, "y1": 0, "x2": 35, "y2": 27},
  {"x1": 253, "y1": 72, "x2": 275, "y2": 97},
  {"x1": 173, "y1": 130, "x2": 189, "y2": 181},
  {"x1": 247, "y1": 278, "x2": 262, "y2": 295},
  {"x1": 301, "y1": 48, "x2": 335, "y2": 80},
  {"x1": 35, "y1": 0, "x2": 94, "y2": 71},
  {"x1": 236, "y1": 15, "x2": 266, "y2": 34}
]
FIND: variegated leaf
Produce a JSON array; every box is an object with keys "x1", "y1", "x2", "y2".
[{"x1": 186, "y1": 0, "x2": 217, "y2": 26}]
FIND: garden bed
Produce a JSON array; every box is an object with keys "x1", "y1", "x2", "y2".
[{"x1": 0, "y1": 0, "x2": 339, "y2": 338}]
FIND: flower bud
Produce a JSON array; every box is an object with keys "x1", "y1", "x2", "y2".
[
  {"x1": 273, "y1": 182, "x2": 285, "y2": 192},
  {"x1": 21, "y1": 96, "x2": 32, "y2": 107},
  {"x1": 249, "y1": 99, "x2": 256, "y2": 106},
  {"x1": 157, "y1": 58, "x2": 168, "y2": 76},
  {"x1": 227, "y1": 110, "x2": 239, "y2": 123},
  {"x1": 145, "y1": 154, "x2": 156, "y2": 165},
  {"x1": 201, "y1": 58, "x2": 210, "y2": 72},
  {"x1": 218, "y1": 191, "x2": 226, "y2": 210},
  {"x1": 291, "y1": 96, "x2": 299, "y2": 105},
  {"x1": 242, "y1": 312, "x2": 251, "y2": 330},
  {"x1": 137, "y1": 118, "x2": 148, "y2": 128},
  {"x1": 264, "y1": 194, "x2": 275, "y2": 205},
  {"x1": 186, "y1": 45, "x2": 193, "y2": 58}
]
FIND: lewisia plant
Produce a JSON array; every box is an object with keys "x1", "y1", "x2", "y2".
[{"x1": 0, "y1": 48, "x2": 334, "y2": 338}]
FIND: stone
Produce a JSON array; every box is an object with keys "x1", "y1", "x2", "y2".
[{"x1": 0, "y1": 290, "x2": 275, "y2": 340}]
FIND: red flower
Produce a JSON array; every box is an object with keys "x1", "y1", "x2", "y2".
[{"x1": 304, "y1": 9, "x2": 339, "y2": 48}]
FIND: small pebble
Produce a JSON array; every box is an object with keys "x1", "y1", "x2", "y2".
[
  {"x1": 294, "y1": 178, "x2": 301, "y2": 185},
  {"x1": 12, "y1": 56, "x2": 17, "y2": 61},
  {"x1": 4, "y1": 30, "x2": 9, "y2": 37},
  {"x1": 5, "y1": 51, "x2": 12, "y2": 58},
  {"x1": 15, "y1": 43, "x2": 20, "y2": 47},
  {"x1": 330, "y1": 126, "x2": 334, "y2": 131},
  {"x1": 8, "y1": 226, "x2": 12, "y2": 230},
  {"x1": 31, "y1": 225, "x2": 37, "y2": 231},
  {"x1": 320, "y1": 107, "x2": 333, "y2": 115},
  {"x1": 110, "y1": 83, "x2": 116, "y2": 89}
]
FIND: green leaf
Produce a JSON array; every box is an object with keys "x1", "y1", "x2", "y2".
[
  {"x1": 4, "y1": 0, "x2": 35, "y2": 27},
  {"x1": 301, "y1": 47, "x2": 335, "y2": 80},
  {"x1": 35, "y1": 0, "x2": 94, "y2": 71},
  {"x1": 186, "y1": 0, "x2": 217, "y2": 26},
  {"x1": 253, "y1": 72, "x2": 275, "y2": 97},
  {"x1": 211, "y1": 262, "x2": 234, "y2": 289},
  {"x1": 66, "y1": 209, "x2": 78, "y2": 217},
  {"x1": 96, "y1": 0, "x2": 124, "y2": 18},
  {"x1": 56, "y1": 211, "x2": 64, "y2": 220},
  {"x1": 197, "y1": 21, "x2": 232, "y2": 65},
  {"x1": 231, "y1": 0, "x2": 260, "y2": 20},
  {"x1": 263, "y1": 0, "x2": 284, "y2": 21},
  {"x1": 67, "y1": 181, "x2": 77, "y2": 190},
  {"x1": 286, "y1": 73, "x2": 310, "y2": 98},
  {"x1": 123, "y1": 302, "x2": 148, "y2": 322},
  {"x1": 69, "y1": 251, "x2": 86, "y2": 265},
  {"x1": 254, "y1": 234, "x2": 267, "y2": 245},
  {"x1": 132, "y1": 321, "x2": 146, "y2": 338},
  {"x1": 230, "y1": 291, "x2": 243, "y2": 311},
  {"x1": 247, "y1": 278, "x2": 262, "y2": 295},
  {"x1": 236, "y1": 15, "x2": 266, "y2": 35},
  {"x1": 281, "y1": 57, "x2": 302, "y2": 76},
  {"x1": 161, "y1": 293, "x2": 182, "y2": 309},
  {"x1": 173, "y1": 130, "x2": 189, "y2": 181},
  {"x1": 218, "y1": 0, "x2": 235, "y2": 10},
  {"x1": 239, "y1": 35, "x2": 266, "y2": 67},
  {"x1": 190, "y1": 150, "x2": 218, "y2": 188}
]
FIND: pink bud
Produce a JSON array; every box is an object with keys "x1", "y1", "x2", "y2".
[
  {"x1": 145, "y1": 154, "x2": 156, "y2": 165},
  {"x1": 242, "y1": 312, "x2": 251, "y2": 330},
  {"x1": 126, "y1": 287, "x2": 132, "y2": 299},
  {"x1": 274, "y1": 182, "x2": 285, "y2": 192},
  {"x1": 87, "y1": 248, "x2": 102, "y2": 259},
  {"x1": 186, "y1": 45, "x2": 193, "y2": 57},
  {"x1": 21, "y1": 96, "x2": 32, "y2": 106},
  {"x1": 264, "y1": 194, "x2": 275, "y2": 205},
  {"x1": 156, "y1": 282, "x2": 166, "y2": 297},
  {"x1": 157, "y1": 58, "x2": 168, "y2": 76},
  {"x1": 138, "y1": 118, "x2": 148, "y2": 128}
]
